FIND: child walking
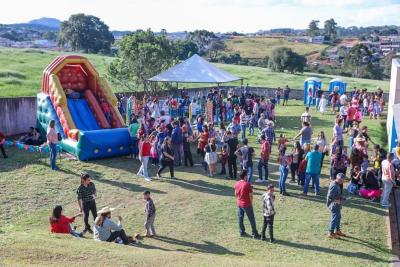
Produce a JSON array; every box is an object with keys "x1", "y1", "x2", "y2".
[
  {"x1": 144, "y1": 191, "x2": 156, "y2": 237},
  {"x1": 261, "y1": 184, "x2": 276, "y2": 243}
]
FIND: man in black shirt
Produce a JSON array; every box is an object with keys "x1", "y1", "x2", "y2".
[
  {"x1": 226, "y1": 131, "x2": 239, "y2": 180},
  {"x1": 77, "y1": 173, "x2": 97, "y2": 234}
]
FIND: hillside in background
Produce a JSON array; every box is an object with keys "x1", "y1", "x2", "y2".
[
  {"x1": 225, "y1": 37, "x2": 328, "y2": 59},
  {"x1": 27, "y1": 17, "x2": 61, "y2": 29},
  {"x1": 0, "y1": 47, "x2": 389, "y2": 97}
]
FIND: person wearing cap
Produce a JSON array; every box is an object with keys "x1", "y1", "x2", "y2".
[
  {"x1": 261, "y1": 184, "x2": 276, "y2": 243},
  {"x1": 326, "y1": 173, "x2": 347, "y2": 239},
  {"x1": 94, "y1": 207, "x2": 130, "y2": 245},
  {"x1": 77, "y1": 173, "x2": 97, "y2": 234}
]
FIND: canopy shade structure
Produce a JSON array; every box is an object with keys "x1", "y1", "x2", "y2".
[{"x1": 147, "y1": 54, "x2": 242, "y2": 84}]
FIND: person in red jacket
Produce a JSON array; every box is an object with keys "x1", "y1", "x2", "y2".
[
  {"x1": 49, "y1": 205, "x2": 82, "y2": 237},
  {"x1": 0, "y1": 131, "x2": 7, "y2": 158},
  {"x1": 298, "y1": 157, "x2": 307, "y2": 186}
]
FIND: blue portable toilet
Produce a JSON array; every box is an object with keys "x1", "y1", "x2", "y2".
[
  {"x1": 304, "y1": 77, "x2": 322, "y2": 105},
  {"x1": 329, "y1": 78, "x2": 346, "y2": 95}
]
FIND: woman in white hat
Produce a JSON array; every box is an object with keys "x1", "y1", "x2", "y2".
[{"x1": 94, "y1": 207, "x2": 130, "y2": 245}]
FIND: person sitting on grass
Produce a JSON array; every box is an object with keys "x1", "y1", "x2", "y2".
[
  {"x1": 0, "y1": 130, "x2": 8, "y2": 159},
  {"x1": 261, "y1": 184, "x2": 276, "y2": 243},
  {"x1": 94, "y1": 207, "x2": 134, "y2": 245},
  {"x1": 49, "y1": 205, "x2": 82, "y2": 237}
]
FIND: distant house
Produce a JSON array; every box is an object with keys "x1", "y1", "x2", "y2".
[
  {"x1": 33, "y1": 39, "x2": 57, "y2": 48},
  {"x1": 311, "y1": 36, "x2": 324, "y2": 44}
]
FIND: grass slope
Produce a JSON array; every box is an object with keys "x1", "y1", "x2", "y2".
[
  {"x1": 0, "y1": 47, "x2": 390, "y2": 97},
  {"x1": 0, "y1": 101, "x2": 390, "y2": 266},
  {"x1": 225, "y1": 37, "x2": 328, "y2": 58}
]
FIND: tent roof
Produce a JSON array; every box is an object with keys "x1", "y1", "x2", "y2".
[
  {"x1": 147, "y1": 54, "x2": 241, "y2": 83},
  {"x1": 330, "y1": 78, "x2": 346, "y2": 84},
  {"x1": 305, "y1": 77, "x2": 322, "y2": 82}
]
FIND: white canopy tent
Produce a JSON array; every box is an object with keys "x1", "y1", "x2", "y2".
[{"x1": 146, "y1": 54, "x2": 242, "y2": 91}]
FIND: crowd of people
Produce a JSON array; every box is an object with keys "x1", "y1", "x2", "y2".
[{"x1": 3, "y1": 84, "x2": 392, "y2": 243}]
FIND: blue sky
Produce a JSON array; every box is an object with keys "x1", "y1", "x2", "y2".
[{"x1": 2, "y1": 0, "x2": 399, "y2": 32}]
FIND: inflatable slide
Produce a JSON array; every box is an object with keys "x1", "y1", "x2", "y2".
[{"x1": 36, "y1": 55, "x2": 131, "y2": 160}]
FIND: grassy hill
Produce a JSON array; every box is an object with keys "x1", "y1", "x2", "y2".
[
  {"x1": 225, "y1": 37, "x2": 328, "y2": 59},
  {"x1": 0, "y1": 101, "x2": 391, "y2": 266},
  {"x1": 0, "y1": 47, "x2": 390, "y2": 97}
]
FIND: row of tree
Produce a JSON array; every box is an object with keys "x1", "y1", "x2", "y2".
[{"x1": 307, "y1": 18, "x2": 338, "y2": 41}]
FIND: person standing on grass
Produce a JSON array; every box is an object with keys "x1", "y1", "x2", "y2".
[
  {"x1": 381, "y1": 153, "x2": 395, "y2": 208},
  {"x1": 239, "y1": 110, "x2": 248, "y2": 141},
  {"x1": 137, "y1": 135, "x2": 152, "y2": 181},
  {"x1": 301, "y1": 107, "x2": 312, "y2": 124},
  {"x1": 234, "y1": 170, "x2": 260, "y2": 239},
  {"x1": 333, "y1": 118, "x2": 346, "y2": 148},
  {"x1": 262, "y1": 121, "x2": 276, "y2": 153},
  {"x1": 236, "y1": 138, "x2": 255, "y2": 183},
  {"x1": 47, "y1": 120, "x2": 58, "y2": 171},
  {"x1": 293, "y1": 121, "x2": 313, "y2": 146},
  {"x1": 77, "y1": 173, "x2": 97, "y2": 235},
  {"x1": 327, "y1": 173, "x2": 347, "y2": 239},
  {"x1": 256, "y1": 135, "x2": 270, "y2": 183},
  {"x1": 157, "y1": 137, "x2": 175, "y2": 179},
  {"x1": 275, "y1": 87, "x2": 282, "y2": 105},
  {"x1": 171, "y1": 121, "x2": 183, "y2": 166},
  {"x1": 278, "y1": 146, "x2": 291, "y2": 196},
  {"x1": 282, "y1": 85, "x2": 290, "y2": 106},
  {"x1": 261, "y1": 184, "x2": 276, "y2": 243},
  {"x1": 303, "y1": 144, "x2": 322, "y2": 196},
  {"x1": 315, "y1": 87, "x2": 323, "y2": 111},
  {"x1": 143, "y1": 191, "x2": 156, "y2": 237},
  {"x1": 129, "y1": 117, "x2": 140, "y2": 159},
  {"x1": 226, "y1": 131, "x2": 239, "y2": 180},
  {"x1": 0, "y1": 131, "x2": 8, "y2": 158}
]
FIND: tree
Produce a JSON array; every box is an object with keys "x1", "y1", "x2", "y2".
[
  {"x1": 307, "y1": 20, "x2": 320, "y2": 37},
  {"x1": 268, "y1": 47, "x2": 306, "y2": 73},
  {"x1": 187, "y1": 30, "x2": 216, "y2": 54},
  {"x1": 58, "y1": 14, "x2": 114, "y2": 54},
  {"x1": 208, "y1": 39, "x2": 226, "y2": 61},
  {"x1": 323, "y1": 18, "x2": 338, "y2": 41},
  {"x1": 174, "y1": 40, "x2": 199, "y2": 60},
  {"x1": 344, "y1": 44, "x2": 372, "y2": 77},
  {"x1": 383, "y1": 51, "x2": 400, "y2": 78},
  {"x1": 107, "y1": 29, "x2": 177, "y2": 90}
]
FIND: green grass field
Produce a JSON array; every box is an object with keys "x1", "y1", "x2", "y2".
[
  {"x1": 225, "y1": 37, "x2": 328, "y2": 58},
  {"x1": 0, "y1": 47, "x2": 390, "y2": 97},
  {"x1": 0, "y1": 101, "x2": 391, "y2": 266}
]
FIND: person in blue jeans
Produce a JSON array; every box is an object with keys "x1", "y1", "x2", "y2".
[
  {"x1": 327, "y1": 173, "x2": 347, "y2": 238},
  {"x1": 304, "y1": 144, "x2": 322, "y2": 196},
  {"x1": 234, "y1": 170, "x2": 260, "y2": 239},
  {"x1": 278, "y1": 147, "x2": 291, "y2": 196},
  {"x1": 46, "y1": 120, "x2": 59, "y2": 171},
  {"x1": 239, "y1": 111, "x2": 248, "y2": 141}
]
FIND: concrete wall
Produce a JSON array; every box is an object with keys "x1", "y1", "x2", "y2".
[
  {"x1": 0, "y1": 97, "x2": 37, "y2": 136},
  {"x1": 0, "y1": 86, "x2": 389, "y2": 136}
]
